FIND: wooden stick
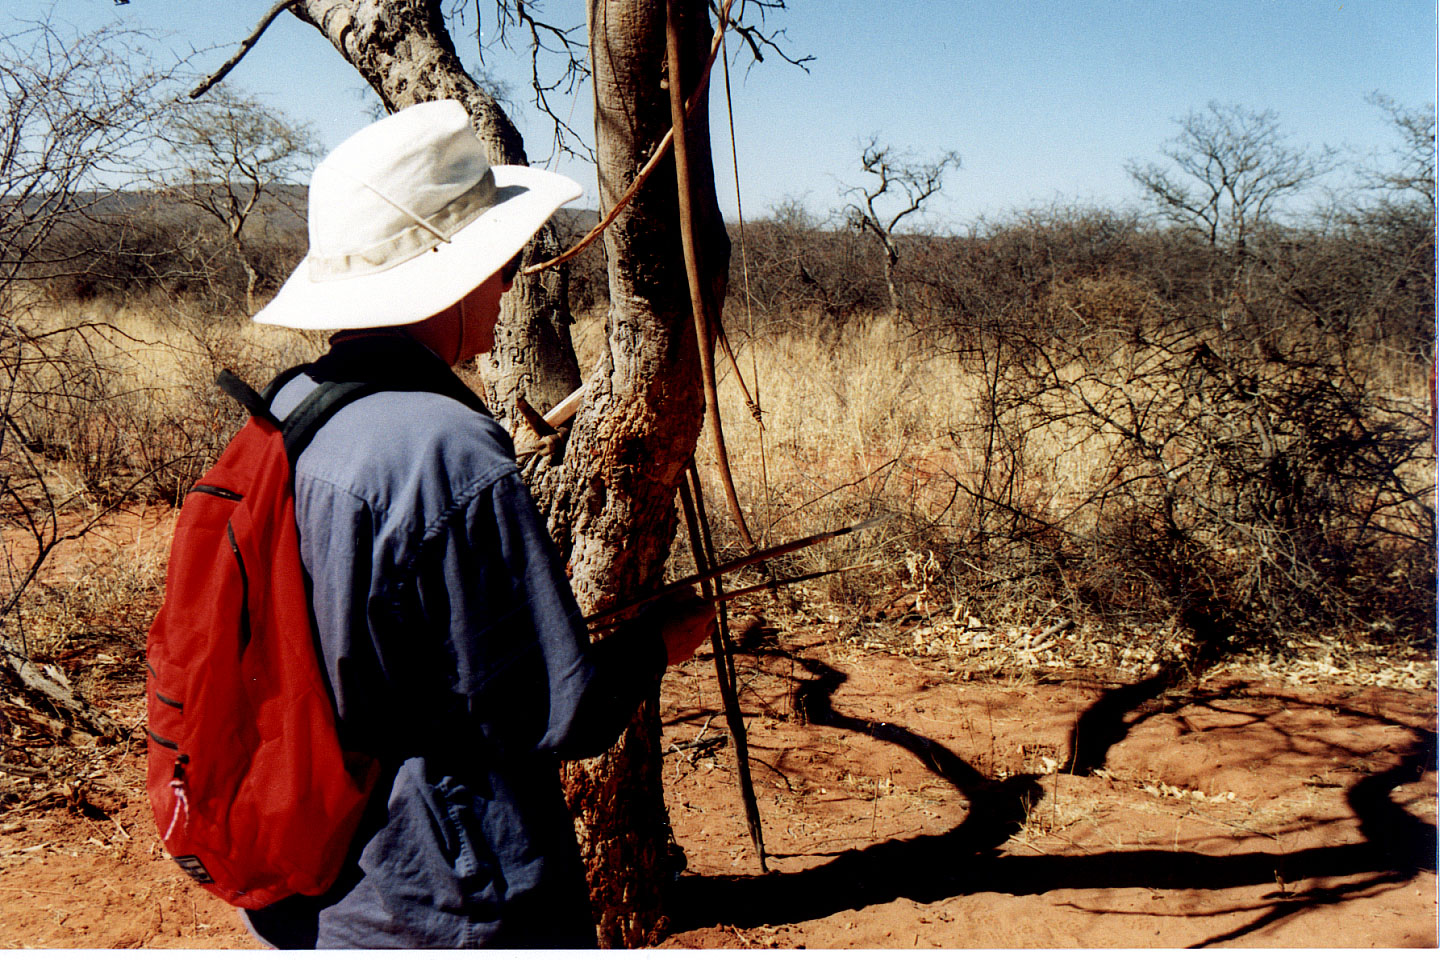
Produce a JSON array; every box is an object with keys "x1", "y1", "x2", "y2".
[
  {"x1": 687, "y1": 462, "x2": 738, "y2": 689},
  {"x1": 542, "y1": 383, "x2": 586, "y2": 428},
  {"x1": 585, "y1": 514, "x2": 888, "y2": 626},
  {"x1": 514, "y1": 396, "x2": 558, "y2": 438},
  {"x1": 677, "y1": 469, "x2": 765, "y2": 870}
]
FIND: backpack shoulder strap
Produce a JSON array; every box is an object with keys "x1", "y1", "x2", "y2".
[
  {"x1": 279, "y1": 379, "x2": 387, "y2": 464},
  {"x1": 216, "y1": 369, "x2": 280, "y2": 429},
  {"x1": 261, "y1": 365, "x2": 310, "y2": 405}
]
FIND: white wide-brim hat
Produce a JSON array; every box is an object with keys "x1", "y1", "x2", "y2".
[{"x1": 255, "y1": 99, "x2": 582, "y2": 330}]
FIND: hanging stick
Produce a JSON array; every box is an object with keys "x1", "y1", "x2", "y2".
[
  {"x1": 720, "y1": 30, "x2": 773, "y2": 536},
  {"x1": 678, "y1": 472, "x2": 766, "y2": 870},
  {"x1": 585, "y1": 515, "x2": 888, "y2": 627},
  {"x1": 665, "y1": 0, "x2": 756, "y2": 555},
  {"x1": 666, "y1": 0, "x2": 763, "y2": 870}
]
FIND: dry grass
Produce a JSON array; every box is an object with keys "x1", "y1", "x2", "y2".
[
  {"x1": 2, "y1": 298, "x2": 1432, "y2": 685},
  {"x1": 27, "y1": 295, "x2": 317, "y2": 407},
  {"x1": 653, "y1": 309, "x2": 1436, "y2": 670},
  {"x1": 12, "y1": 296, "x2": 319, "y2": 501}
]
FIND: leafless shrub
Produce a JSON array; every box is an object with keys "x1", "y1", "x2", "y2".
[
  {"x1": 705, "y1": 181, "x2": 1433, "y2": 666},
  {"x1": 0, "y1": 16, "x2": 184, "y2": 650},
  {"x1": 917, "y1": 193, "x2": 1434, "y2": 659},
  {"x1": 722, "y1": 200, "x2": 888, "y2": 339},
  {"x1": 976, "y1": 313, "x2": 1430, "y2": 645}
]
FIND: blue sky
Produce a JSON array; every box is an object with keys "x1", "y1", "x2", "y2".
[{"x1": 10, "y1": 1, "x2": 1437, "y2": 227}]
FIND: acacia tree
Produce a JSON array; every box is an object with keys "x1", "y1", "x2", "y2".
[
  {"x1": 202, "y1": 0, "x2": 732, "y2": 944},
  {"x1": 1125, "y1": 101, "x2": 1333, "y2": 262},
  {"x1": 1362, "y1": 92, "x2": 1436, "y2": 212},
  {"x1": 543, "y1": 3, "x2": 728, "y2": 941},
  {"x1": 159, "y1": 88, "x2": 321, "y2": 313},
  {"x1": 842, "y1": 136, "x2": 960, "y2": 319}
]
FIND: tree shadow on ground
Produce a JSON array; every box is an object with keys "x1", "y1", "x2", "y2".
[{"x1": 667, "y1": 644, "x2": 1436, "y2": 947}]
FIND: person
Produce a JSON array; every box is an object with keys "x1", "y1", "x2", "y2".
[{"x1": 237, "y1": 100, "x2": 714, "y2": 949}]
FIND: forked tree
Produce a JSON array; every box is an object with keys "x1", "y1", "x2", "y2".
[
  {"x1": 843, "y1": 137, "x2": 960, "y2": 320},
  {"x1": 158, "y1": 88, "x2": 321, "y2": 314},
  {"x1": 202, "y1": 0, "x2": 731, "y2": 945}
]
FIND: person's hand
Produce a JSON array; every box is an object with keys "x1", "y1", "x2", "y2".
[{"x1": 653, "y1": 592, "x2": 716, "y2": 666}]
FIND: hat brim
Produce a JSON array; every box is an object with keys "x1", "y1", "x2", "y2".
[{"x1": 254, "y1": 165, "x2": 582, "y2": 330}]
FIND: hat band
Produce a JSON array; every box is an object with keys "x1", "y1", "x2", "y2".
[{"x1": 307, "y1": 169, "x2": 498, "y2": 282}]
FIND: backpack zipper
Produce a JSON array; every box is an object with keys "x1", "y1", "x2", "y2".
[
  {"x1": 191, "y1": 484, "x2": 242, "y2": 501},
  {"x1": 226, "y1": 521, "x2": 251, "y2": 650}
]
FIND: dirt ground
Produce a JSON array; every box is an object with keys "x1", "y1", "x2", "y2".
[{"x1": 0, "y1": 611, "x2": 1434, "y2": 949}]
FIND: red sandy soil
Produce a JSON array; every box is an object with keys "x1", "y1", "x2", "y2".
[{"x1": 0, "y1": 621, "x2": 1434, "y2": 949}]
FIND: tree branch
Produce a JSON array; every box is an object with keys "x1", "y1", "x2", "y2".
[{"x1": 189, "y1": 0, "x2": 300, "y2": 99}]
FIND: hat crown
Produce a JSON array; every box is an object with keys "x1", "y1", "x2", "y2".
[
  {"x1": 253, "y1": 99, "x2": 581, "y2": 330},
  {"x1": 306, "y1": 100, "x2": 496, "y2": 278}
]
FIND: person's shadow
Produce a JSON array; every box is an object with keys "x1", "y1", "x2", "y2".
[{"x1": 666, "y1": 642, "x2": 1437, "y2": 947}]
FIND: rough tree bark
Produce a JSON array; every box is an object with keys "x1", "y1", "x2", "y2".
[
  {"x1": 287, "y1": 0, "x2": 728, "y2": 945},
  {"x1": 290, "y1": 0, "x2": 581, "y2": 422},
  {"x1": 539, "y1": 0, "x2": 729, "y2": 944}
]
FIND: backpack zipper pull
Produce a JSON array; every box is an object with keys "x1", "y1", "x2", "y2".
[{"x1": 164, "y1": 760, "x2": 190, "y2": 841}]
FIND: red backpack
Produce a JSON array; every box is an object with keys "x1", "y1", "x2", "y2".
[{"x1": 145, "y1": 368, "x2": 388, "y2": 909}]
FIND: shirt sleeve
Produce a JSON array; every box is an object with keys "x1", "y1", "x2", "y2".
[{"x1": 405, "y1": 469, "x2": 669, "y2": 761}]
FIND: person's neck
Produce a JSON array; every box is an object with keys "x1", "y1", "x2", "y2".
[{"x1": 330, "y1": 307, "x2": 461, "y2": 365}]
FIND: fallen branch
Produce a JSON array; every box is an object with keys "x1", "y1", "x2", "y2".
[
  {"x1": 1023, "y1": 619, "x2": 1074, "y2": 655},
  {"x1": 0, "y1": 761, "x2": 47, "y2": 780},
  {"x1": 663, "y1": 734, "x2": 728, "y2": 757},
  {"x1": 0, "y1": 650, "x2": 122, "y2": 740}
]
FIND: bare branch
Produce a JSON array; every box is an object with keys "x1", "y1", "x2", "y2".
[
  {"x1": 189, "y1": 0, "x2": 300, "y2": 99},
  {"x1": 709, "y1": 0, "x2": 813, "y2": 72}
]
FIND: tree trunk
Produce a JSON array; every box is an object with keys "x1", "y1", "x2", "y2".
[
  {"x1": 881, "y1": 242, "x2": 901, "y2": 319},
  {"x1": 540, "y1": 1, "x2": 728, "y2": 944},
  {"x1": 290, "y1": 0, "x2": 729, "y2": 946},
  {"x1": 233, "y1": 232, "x2": 260, "y2": 315},
  {"x1": 291, "y1": 0, "x2": 581, "y2": 427}
]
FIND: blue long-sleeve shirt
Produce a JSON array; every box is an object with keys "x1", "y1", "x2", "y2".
[{"x1": 241, "y1": 338, "x2": 666, "y2": 948}]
